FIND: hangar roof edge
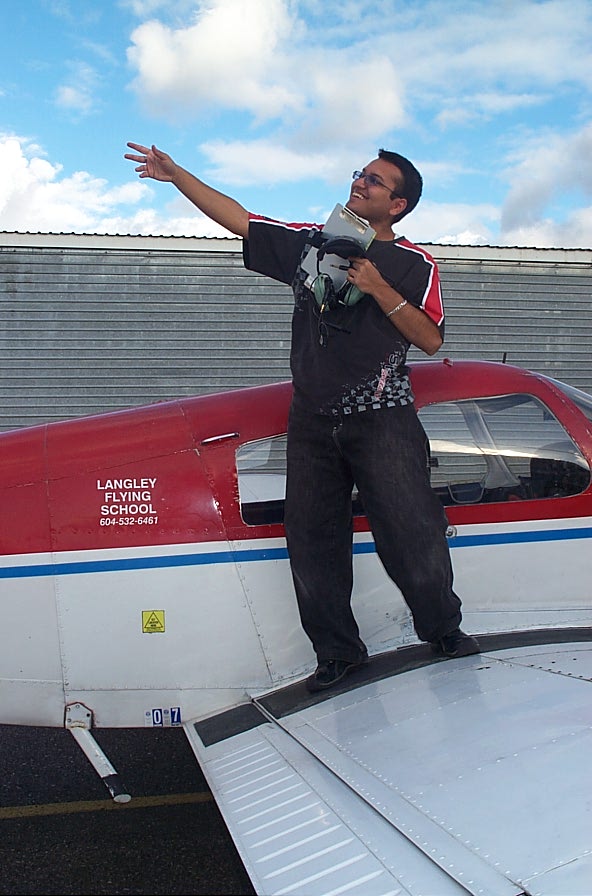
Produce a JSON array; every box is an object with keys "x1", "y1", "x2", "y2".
[{"x1": 0, "y1": 230, "x2": 590, "y2": 264}]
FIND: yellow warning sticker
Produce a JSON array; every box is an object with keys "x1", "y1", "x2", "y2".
[{"x1": 142, "y1": 610, "x2": 165, "y2": 633}]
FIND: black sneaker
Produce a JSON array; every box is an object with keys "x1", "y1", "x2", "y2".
[
  {"x1": 305, "y1": 658, "x2": 367, "y2": 693},
  {"x1": 430, "y1": 628, "x2": 480, "y2": 658}
]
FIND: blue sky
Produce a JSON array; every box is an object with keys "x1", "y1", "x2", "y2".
[{"x1": 1, "y1": 0, "x2": 591, "y2": 247}]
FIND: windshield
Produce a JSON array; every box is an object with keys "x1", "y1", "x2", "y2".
[
  {"x1": 419, "y1": 393, "x2": 589, "y2": 505},
  {"x1": 547, "y1": 377, "x2": 592, "y2": 424}
]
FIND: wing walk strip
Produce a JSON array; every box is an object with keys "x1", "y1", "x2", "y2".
[{"x1": 184, "y1": 707, "x2": 520, "y2": 896}]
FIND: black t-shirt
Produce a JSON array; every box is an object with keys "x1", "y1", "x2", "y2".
[{"x1": 243, "y1": 215, "x2": 444, "y2": 416}]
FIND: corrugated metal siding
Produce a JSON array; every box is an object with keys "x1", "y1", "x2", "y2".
[
  {"x1": 0, "y1": 245, "x2": 293, "y2": 430},
  {"x1": 1, "y1": 237, "x2": 590, "y2": 431},
  {"x1": 428, "y1": 258, "x2": 592, "y2": 392}
]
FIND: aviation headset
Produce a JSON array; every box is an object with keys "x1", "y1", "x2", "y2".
[{"x1": 312, "y1": 237, "x2": 368, "y2": 310}]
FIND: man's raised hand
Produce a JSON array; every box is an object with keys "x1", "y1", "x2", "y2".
[{"x1": 124, "y1": 143, "x2": 176, "y2": 182}]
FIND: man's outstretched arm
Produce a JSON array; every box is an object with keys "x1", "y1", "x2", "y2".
[{"x1": 125, "y1": 143, "x2": 250, "y2": 239}]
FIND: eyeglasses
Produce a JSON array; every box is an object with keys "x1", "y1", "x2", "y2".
[{"x1": 352, "y1": 170, "x2": 401, "y2": 197}]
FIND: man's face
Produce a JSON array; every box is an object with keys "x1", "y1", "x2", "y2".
[{"x1": 346, "y1": 158, "x2": 407, "y2": 228}]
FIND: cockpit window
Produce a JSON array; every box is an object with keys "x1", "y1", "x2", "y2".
[
  {"x1": 237, "y1": 435, "x2": 287, "y2": 525},
  {"x1": 236, "y1": 393, "x2": 590, "y2": 524},
  {"x1": 419, "y1": 393, "x2": 590, "y2": 504}
]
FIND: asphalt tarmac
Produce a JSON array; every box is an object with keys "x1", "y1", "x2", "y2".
[{"x1": 0, "y1": 724, "x2": 256, "y2": 895}]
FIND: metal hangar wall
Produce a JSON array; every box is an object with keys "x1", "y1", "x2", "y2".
[{"x1": 0, "y1": 232, "x2": 590, "y2": 432}]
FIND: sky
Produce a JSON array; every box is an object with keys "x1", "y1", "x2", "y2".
[{"x1": 1, "y1": 0, "x2": 592, "y2": 248}]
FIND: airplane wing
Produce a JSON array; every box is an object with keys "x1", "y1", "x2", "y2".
[{"x1": 184, "y1": 632, "x2": 592, "y2": 896}]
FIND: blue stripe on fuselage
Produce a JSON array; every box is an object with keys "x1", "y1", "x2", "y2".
[{"x1": 1, "y1": 526, "x2": 592, "y2": 579}]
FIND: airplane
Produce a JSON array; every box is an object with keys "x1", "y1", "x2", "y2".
[{"x1": 1, "y1": 357, "x2": 591, "y2": 896}]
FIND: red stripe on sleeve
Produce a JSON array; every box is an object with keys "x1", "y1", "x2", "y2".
[{"x1": 398, "y1": 239, "x2": 444, "y2": 326}]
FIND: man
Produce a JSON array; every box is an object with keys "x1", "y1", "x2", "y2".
[{"x1": 125, "y1": 142, "x2": 480, "y2": 692}]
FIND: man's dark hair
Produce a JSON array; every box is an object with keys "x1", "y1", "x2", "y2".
[{"x1": 378, "y1": 149, "x2": 423, "y2": 223}]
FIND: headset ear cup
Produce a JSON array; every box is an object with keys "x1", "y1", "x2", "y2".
[
  {"x1": 339, "y1": 283, "x2": 365, "y2": 307},
  {"x1": 313, "y1": 273, "x2": 340, "y2": 308},
  {"x1": 313, "y1": 273, "x2": 364, "y2": 308},
  {"x1": 313, "y1": 275, "x2": 325, "y2": 307}
]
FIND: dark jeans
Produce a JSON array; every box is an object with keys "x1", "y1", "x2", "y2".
[{"x1": 284, "y1": 401, "x2": 462, "y2": 664}]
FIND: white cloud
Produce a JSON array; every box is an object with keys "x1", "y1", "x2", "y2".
[
  {"x1": 103, "y1": 205, "x2": 236, "y2": 237},
  {"x1": 0, "y1": 135, "x2": 146, "y2": 233},
  {"x1": 54, "y1": 62, "x2": 100, "y2": 116},
  {"x1": 390, "y1": 0, "x2": 592, "y2": 95},
  {"x1": 121, "y1": 0, "x2": 173, "y2": 15},
  {"x1": 300, "y1": 54, "x2": 406, "y2": 145},
  {"x1": 0, "y1": 133, "x2": 237, "y2": 236},
  {"x1": 3, "y1": 1, "x2": 592, "y2": 247},
  {"x1": 55, "y1": 84, "x2": 93, "y2": 115},
  {"x1": 200, "y1": 139, "x2": 340, "y2": 186},
  {"x1": 500, "y1": 121, "x2": 592, "y2": 241},
  {"x1": 3, "y1": 129, "x2": 590, "y2": 247},
  {"x1": 405, "y1": 200, "x2": 500, "y2": 247},
  {"x1": 123, "y1": 0, "x2": 592, "y2": 166},
  {"x1": 501, "y1": 206, "x2": 592, "y2": 250},
  {"x1": 127, "y1": 0, "x2": 301, "y2": 121},
  {"x1": 126, "y1": 0, "x2": 406, "y2": 147},
  {"x1": 436, "y1": 92, "x2": 547, "y2": 129}
]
